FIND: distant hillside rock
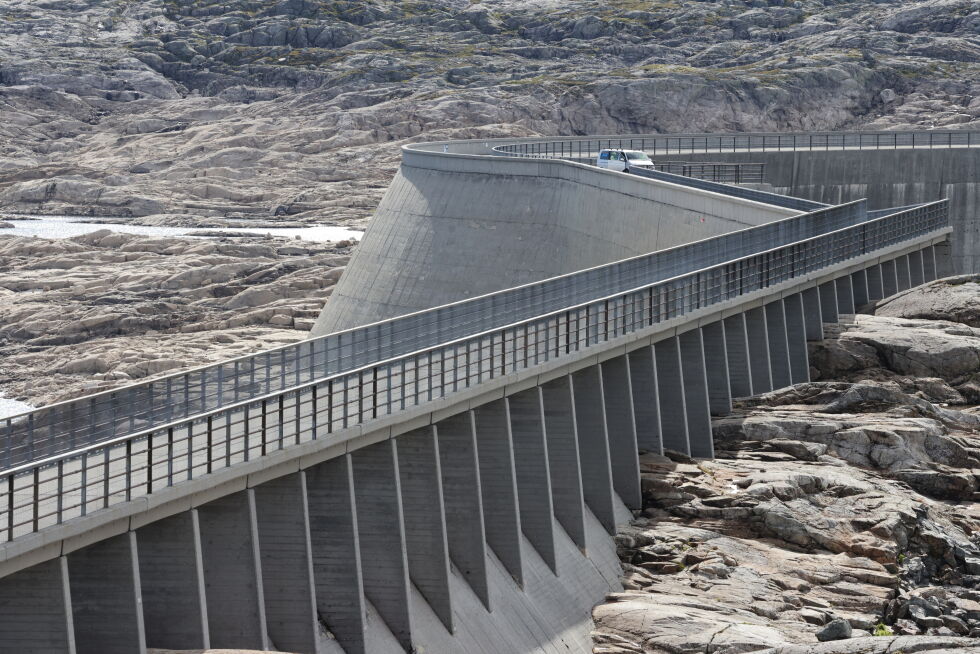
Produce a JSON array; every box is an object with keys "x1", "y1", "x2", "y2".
[{"x1": 0, "y1": 0, "x2": 977, "y2": 222}]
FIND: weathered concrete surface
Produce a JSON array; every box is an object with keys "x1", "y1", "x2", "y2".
[
  {"x1": 313, "y1": 149, "x2": 799, "y2": 334},
  {"x1": 660, "y1": 147, "x2": 980, "y2": 275}
]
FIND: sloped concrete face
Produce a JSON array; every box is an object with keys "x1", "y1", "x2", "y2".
[{"x1": 313, "y1": 151, "x2": 798, "y2": 334}]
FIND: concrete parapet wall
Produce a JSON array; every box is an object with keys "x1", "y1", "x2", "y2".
[
  {"x1": 657, "y1": 147, "x2": 980, "y2": 274},
  {"x1": 313, "y1": 148, "x2": 798, "y2": 335}
]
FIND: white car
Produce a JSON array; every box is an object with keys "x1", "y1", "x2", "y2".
[{"x1": 596, "y1": 149, "x2": 655, "y2": 173}]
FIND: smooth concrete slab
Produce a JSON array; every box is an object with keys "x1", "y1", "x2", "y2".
[
  {"x1": 351, "y1": 441, "x2": 413, "y2": 651},
  {"x1": 305, "y1": 457, "x2": 367, "y2": 654},
  {"x1": 723, "y1": 314, "x2": 752, "y2": 397},
  {"x1": 0, "y1": 556, "x2": 74, "y2": 654},
  {"x1": 197, "y1": 491, "x2": 267, "y2": 651},
  {"x1": 68, "y1": 533, "x2": 145, "y2": 654},
  {"x1": 253, "y1": 473, "x2": 320, "y2": 654},
  {"x1": 473, "y1": 400, "x2": 525, "y2": 586},
  {"x1": 626, "y1": 346, "x2": 662, "y2": 454},
  {"x1": 599, "y1": 356, "x2": 642, "y2": 510},
  {"x1": 570, "y1": 367, "x2": 617, "y2": 534},
  {"x1": 436, "y1": 411, "x2": 491, "y2": 609},
  {"x1": 136, "y1": 511, "x2": 207, "y2": 650},
  {"x1": 508, "y1": 389, "x2": 558, "y2": 573},
  {"x1": 540, "y1": 377, "x2": 587, "y2": 552},
  {"x1": 678, "y1": 330, "x2": 713, "y2": 459},
  {"x1": 396, "y1": 426, "x2": 453, "y2": 631}
]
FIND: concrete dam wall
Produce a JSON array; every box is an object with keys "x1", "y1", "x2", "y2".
[
  {"x1": 312, "y1": 143, "x2": 799, "y2": 335},
  {"x1": 656, "y1": 146, "x2": 979, "y2": 274}
]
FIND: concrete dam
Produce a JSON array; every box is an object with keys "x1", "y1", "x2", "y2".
[{"x1": 0, "y1": 130, "x2": 966, "y2": 653}]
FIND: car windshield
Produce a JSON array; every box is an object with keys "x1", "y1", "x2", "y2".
[{"x1": 623, "y1": 150, "x2": 652, "y2": 162}]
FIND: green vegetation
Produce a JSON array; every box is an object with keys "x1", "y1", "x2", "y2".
[{"x1": 873, "y1": 623, "x2": 894, "y2": 637}]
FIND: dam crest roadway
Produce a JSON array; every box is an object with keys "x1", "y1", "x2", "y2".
[{"x1": 0, "y1": 129, "x2": 972, "y2": 654}]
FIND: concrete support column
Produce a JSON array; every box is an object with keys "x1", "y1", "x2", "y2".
[
  {"x1": 305, "y1": 456, "x2": 367, "y2": 654},
  {"x1": 801, "y1": 286, "x2": 823, "y2": 341},
  {"x1": 68, "y1": 532, "x2": 146, "y2": 654},
  {"x1": 473, "y1": 400, "x2": 524, "y2": 585},
  {"x1": 679, "y1": 329, "x2": 713, "y2": 459},
  {"x1": 0, "y1": 556, "x2": 75, "y2": 654},
  {"x1": 723, "y1": 314, "x2": 752, "y2": 398},
  {"x1": 627, "y1": 346, "x2": 662, "y2": 454},
  {"x1": 818, "y1": 281, "x2": 839, "y2": 324},
  {"x1": 540, "y1": 376, "x2": 587, "y2": 551},
  {"x1": 396, "y1": 426, "x2": 453, "y2": 632},
  {"x1": 654, "y1": 337, "x2": 689, "y2": 455},
  {"x1": 136, "y1": 511, "x2": 208, "y2": 650},
  {"x1": 744, "y1": 307, "x2": 772, "y2": 394},
  {"x1": 436, "y1": 411, "x2": 490, "y2": 608},
  {"x1": 508, "y1": 388, "x2": 557, "y2": 572},
  {"x1": 701, "y1": 321, "x2": 731, "y2": 415},
  {"x1": 764, "y1": 301, "x2": 792, "y2": 390},
  {"x1": 197, "y1": 490, "x2": 268, "y2": 650},
  {"x1": 350, "y1": 441, "x2": 413, "y2": 651},
  {"x1": 600, "y1": 356, "x2": 642, "y2": 510},
  {"x1": 571, "y1": 366, "x2": 617, "y2": 534},
  {"x1": 934, "y1": 240, "x2": 954, "y2": 279},
  {"x1": 253, "y1": 473, "x2": 320, "y2": 654},
  {"x1": 835, "y1": 276, "x2": 855, "y2": 315},
  {"x1": 923, "y1": 246, "x2": 939, "y2": 282},
  {"x1": 908, "y1": 250, "x2": 925, "y2": 287},
  {"x1": 850, "y1": 270, "x2": 870, "y2": 309},
  {"x1": 896, "y1": 255, "x2": 912, "y2": 292},
  {"x1": 782, "y1": 294, "x2": 810, "y2": 385},
  {"x1": 881, "y1": 259, "x2": 899, "y2": 297},
  {"x1": 866, "y1": 264, "x2": 885, "y2": 301}
]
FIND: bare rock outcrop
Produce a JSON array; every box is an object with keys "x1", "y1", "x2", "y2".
[
  {"x1": 595, "y1": 280, "x2": 980, "y2": 652},
  {"x1": 0, "y1": 230, "x2": 351, "y2": 406},
  {"x1": 1, "y1": 0, "x2": 978, "y2": 224}
]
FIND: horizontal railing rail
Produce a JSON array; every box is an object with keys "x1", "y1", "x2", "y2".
[
  {"x1": 1, "y1": 199, "x2": 868, "y2": 468},
  {"x1": 0, "y1": 199, "x2": 949, "y2": 544},
  {"x1": 628, "y1": 166, "x2": 824, "y2": 212},
  {"x1": 651, "y1": 161, "x2": 765, "y2": 185},
  {"x1": 492, "y1": 130, "x2": 980, "y2": 159}
]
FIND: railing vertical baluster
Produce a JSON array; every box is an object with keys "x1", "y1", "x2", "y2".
[
  {"x1": 57, "y1": 460, "x2": 63, "y2": 525},
  {"x1": 125, "y1": 440, "x2": 132, "y2": 501},
  {"x1": 207, "y1": 416, "x2": 213, "y2": 474},
  {"x1": 102, "y1": 448, "x2": 109, "y2": 509},
  {"x1": 7, "y1": 474, "x2": 14, "y2": 541},
  {"x1": 32, "y1": 468, "x2": 39, "y2": 533}
]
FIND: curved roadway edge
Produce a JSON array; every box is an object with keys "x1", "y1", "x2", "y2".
[{"x1": 312, "y1": 139, "x2": 800, "y2": 335}]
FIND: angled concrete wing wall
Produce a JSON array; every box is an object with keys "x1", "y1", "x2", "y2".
[{"x1": 314, "y1": 148, "x2": 799, "y2": 334}]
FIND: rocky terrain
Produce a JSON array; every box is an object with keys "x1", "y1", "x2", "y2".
[
  {"x1": 0, "y1": 0, "x2": 978, "y2": 224},
  {"x1": 593, "y1": 276, "x2": 980, "y2": 652},
  {"x1": 0, "y1": 229, "x2": 350, "y2": 406}
]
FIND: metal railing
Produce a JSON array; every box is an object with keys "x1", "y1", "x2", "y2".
[
  {"x1": 492, "y1": 130, "x2": 980, "y2": 159},
  {"x1": 1, "y1": 197, "x2": 868, "y2": 467},
  {"x1": 629, "y1": 166, "x2": 825, "y2": 212},
  {"x1": 0, "y1": 199, "x2": 949, "y2": 543},
  {"x1": 8, "y1": 129, "x2": 973, "y2": 468},
  {"x1": 651, "y1": 161, "x2": 765, "y2": 184}
]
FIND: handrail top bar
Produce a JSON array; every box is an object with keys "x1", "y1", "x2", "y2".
[
  {"x1": 2, "y1": 199, "x2": 948, "y2": 476},
  {"x1": 401, "y1": 128, "x2": 980, "y2": 152}
]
